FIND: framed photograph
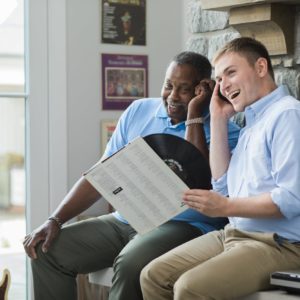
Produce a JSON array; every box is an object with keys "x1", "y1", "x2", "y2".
[
  {"x1": 102, "y1": 53, "x2": 148, "y2": 110},
  {"x1": 101, "y1": 120, "x2": 118, "y2": 154},
  {"x1": 101, "y1": 0, "x2": 146, "y2": 46}
]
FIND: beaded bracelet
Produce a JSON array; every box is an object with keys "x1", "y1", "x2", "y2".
[
  {"x1": 185, "y1": 117, "x2": 204, "y2": 126},
  {"x1": 48, "y1": 216, "x2": 63, "y2": 229}
]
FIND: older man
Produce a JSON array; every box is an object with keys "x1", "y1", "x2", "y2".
[{"x1": 23, "y1": 51, "x2": 240, "y2": 300}]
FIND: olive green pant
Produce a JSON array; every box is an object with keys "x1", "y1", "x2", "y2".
[
  {"x1": 31, "y1": 214, "x2": 201, "y2": 300},
  {"x1": 141, "y1": 225, "x2": 300, "y2": 300}
]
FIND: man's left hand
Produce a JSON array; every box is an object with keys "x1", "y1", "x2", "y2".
[{"x1": 183, "y1": 189, "x2": 229, "y2": 217}]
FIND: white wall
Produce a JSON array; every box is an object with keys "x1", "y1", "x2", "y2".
[
  {"x1": 182, "y1": 0, "x2": 192, "y2": 50},
  {"x1": 28, "y1": 0, "x2": 185, "y2": 217},
  {"x1": 64, "y1": 0, "x2": 184, "y2": 214},
  {"x1": 27, "y1": 1, "x2": 186, "y2": 297}
]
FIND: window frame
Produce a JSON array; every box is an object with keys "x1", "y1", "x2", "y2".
[{"x1": 26, "y1": 0, "x2": 68, "y2": 298}]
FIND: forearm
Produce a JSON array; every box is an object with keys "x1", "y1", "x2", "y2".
[
  {"x1": 185, "y1": 79, "x2": 216, "y2": 161},
  {"x1": 226, "y1": 193, "x2": 283, "y2": 218},
  {"x1": 50, "y1": 177, "x2": 101, "y2": 224},
  {"x1": 185, "y1": 121, "x2": 208, "y2": 161},
  {"x1": 209, "y1": 116, "x2": 231, "y2": 179},
  {"x1": 183, "y1": 190, "x2": 284, "y2": 218}
]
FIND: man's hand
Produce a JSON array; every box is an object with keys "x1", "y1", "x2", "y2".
[
  {"x1": 188, "y1": 79, "x2": 215, "y2": 116},
  {"x1": 210, "y1": 82, "x2": 235, "y2": 120},
  {"x1": 23, "y1": 220, "x2": 61, "y2": 259},
  {"x1": 183, "y1": 189, "x2": 229, "y2": 217}
]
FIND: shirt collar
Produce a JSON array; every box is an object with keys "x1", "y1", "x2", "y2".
[
  {"x1": 155, "y1": 100, "x2": 168, "y2": 118},
  {"x1": 244, "y1": 85, "x2": 290, "y2": 126}
]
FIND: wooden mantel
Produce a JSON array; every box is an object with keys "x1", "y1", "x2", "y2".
[
  {"x1": 200, "y1": 0, "x2": 299, "y2": 11},
  {"x1": 200, "y1": 0, "x2": 298, "y2": 55}
]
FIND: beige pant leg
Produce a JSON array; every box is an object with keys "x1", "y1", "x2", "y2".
[
  {"x1": 141, "y1": 230, "x2": 224, "y2": 300},
  {"x1": 175, "y1": 229, "x2": 300, "y2": 300},
  {"x1": 141, "y1": 226, "x2": 300, "y2": 300}
]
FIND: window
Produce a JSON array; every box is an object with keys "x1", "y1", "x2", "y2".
[{"x1": 0, "y1": 0, "x2": 26, "y2": 299}]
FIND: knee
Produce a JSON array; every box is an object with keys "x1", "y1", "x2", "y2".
[
  {"x1": 30, "y1": 243, "x2": 52, "y2": 275},
  {"x1": 140, "y1": 261, "x2": 152, "y2": 287},
  {"x1": 140, "y1": 259, "x2": 163, "y2": 289},
  {"x1": 174, "y1": 272, "x2": 218, "y2": 300},
  {"x1": 174, "y1": 274, "x2": 195, "y2": 299},
  {"x1": 31, "y1": 243, "x2": 46, "y2": 266},
  {"x1": 31, "y1": 241, "x2": 63, "y2": 271},
  {"x1": 114, "y1": 251, "x2": 141, "y2": 277}
]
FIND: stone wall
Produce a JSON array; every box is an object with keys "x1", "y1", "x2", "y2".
[{"x1": 185, "y1": 0, "x2": 300, "y2": 99}]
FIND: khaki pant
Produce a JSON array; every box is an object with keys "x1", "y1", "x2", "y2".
[{"x1": 141, "y1": 225, "x2": 300, "y2": 300}]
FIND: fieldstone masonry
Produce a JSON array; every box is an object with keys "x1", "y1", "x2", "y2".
[{"x1": 185, "y1": 0, "x2": 300, "y2": 99}]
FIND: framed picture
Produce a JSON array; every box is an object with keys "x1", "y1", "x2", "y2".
[
  {"x1": 101, "y1": 120, "x2": 118, "y2": 154},
  {"x1": 101, "y1": 0, "x2": 146, "y2": 46},
  {"x1": 102, "y1": 53, "x2": 148, "y2": 110}
]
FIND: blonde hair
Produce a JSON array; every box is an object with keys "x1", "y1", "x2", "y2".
[{"x1": 213, "y1": 37, "x2": 274, "y2": 80}]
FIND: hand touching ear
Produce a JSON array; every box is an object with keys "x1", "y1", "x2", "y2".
[
  {"x1": 210, "y1": 82, "x2": 235, "y2": 120},
  {"x1": 188, "y1": 79, "x2": 215, "y2": 115}
]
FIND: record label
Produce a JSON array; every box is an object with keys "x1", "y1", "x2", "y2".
[{"x1": 143, "y1": 134, "x2": 211, "y2": 189}]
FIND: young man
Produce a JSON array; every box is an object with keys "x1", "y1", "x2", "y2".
[
  {"x1": 140, "y1": 37, "x2": 300, "y2": 300},
  {"x1": 23, "y1": 51, "x2": 240, "y2": 300}
]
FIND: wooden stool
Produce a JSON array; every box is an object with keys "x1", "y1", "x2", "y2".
[{"x1": 0, "y1": 269, "x2": 10, "y2": 300}]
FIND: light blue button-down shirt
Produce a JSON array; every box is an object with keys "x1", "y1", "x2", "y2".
[
  {"x1": 213, "y1": 86, "x2": 300, "y2": 242},
  {"x1": 102, "y1": 97, "x2": 241, "y2": 233}
]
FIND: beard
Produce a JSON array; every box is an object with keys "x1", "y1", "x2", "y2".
[{"x1": 164, "y1": 98, "x2": 188, "y2": 123}]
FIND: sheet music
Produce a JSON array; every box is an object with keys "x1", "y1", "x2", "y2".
[{"x1": 85, "y1": 137, "x2": 188, "y2": 234}]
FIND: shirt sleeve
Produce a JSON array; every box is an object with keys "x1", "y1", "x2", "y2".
[
  {"x1": 101, "y1": 102, "x2": 138, "y2": 160},
  {"x1": 212, "y1": 172, "x2": 228, "y2": 196},
  {"x1": 210, "y1": 121, "x2": 240, "y2": 195},
  {"x1": 270, "y1": 109, "x2": 300, "y2": 219}
]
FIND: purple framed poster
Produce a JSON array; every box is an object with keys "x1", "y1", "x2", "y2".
[{"x1": 102, "y1": 53, "x2": 148, "y2": 110}]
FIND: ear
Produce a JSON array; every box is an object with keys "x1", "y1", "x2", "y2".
[{"x1": 255, "y1": 57, "x2": 268, "y2": 78}]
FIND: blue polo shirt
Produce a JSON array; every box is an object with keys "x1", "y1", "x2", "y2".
[{"x1": 102, "y1": 98, "x2": 240, "y2": 233}]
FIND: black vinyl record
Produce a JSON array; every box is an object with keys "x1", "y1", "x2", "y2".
[{"x1": 143, "y1": 134, "x2": 212, "y2": 189}]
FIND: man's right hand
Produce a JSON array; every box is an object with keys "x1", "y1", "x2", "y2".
[
  {"x1": 22, "y1": 177, "x2": 101, "y2": 259},
  {"x1": 23, "y1": 219, "x2": 61, "y2": 259},
  {"x1": 210, "y1": 82, "x2": 235, "y2": 120}
]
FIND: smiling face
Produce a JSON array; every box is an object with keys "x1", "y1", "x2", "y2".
[
  {"x1": 215, "y1": 52, "x2": 274, "y2": 112},
  {"x1": 214, "y1": 52, "x2": 272, "y2": 112},
  {"x1": 161, "y1": 62, "x2": 199, "y2": 124},
  {"x1": 213, "y1": 37, "x2": 277, "y2": 112}
]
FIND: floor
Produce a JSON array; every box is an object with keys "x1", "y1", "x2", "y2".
[{"x1": 0, "y1": 208, "x2": 26, "y2": 300}]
